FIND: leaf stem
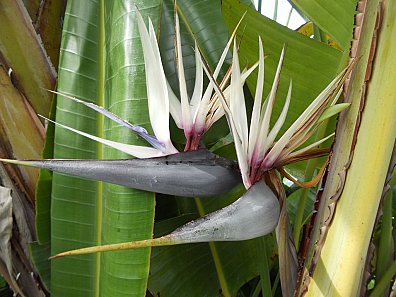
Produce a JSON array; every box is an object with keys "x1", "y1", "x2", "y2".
[
  {"x1": 194, "y1": 197, "x2": 231, "y2": 297},
  {"x1": 94, "y1": 0, "x2": 105, "y2": 296},
  {"x1": 375, "y1": 175, "x2": 394, "y2": 294},
  {"x1": 271, "y1": 272, "x2": 280, "y2": 296},
  {"x1": 255, "y1": 236, "x2": 272, "y2": 297},
  {"x1": 370, "y1": 258, "x2": 396, "y2": 297}
]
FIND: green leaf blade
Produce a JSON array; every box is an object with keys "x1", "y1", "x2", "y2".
[
  {"x1": 99, "y1": 1, "x2": 160, "y2": 296},
  {"x1": 51, "y1": 0, "x2": 100, "y2": 296}
]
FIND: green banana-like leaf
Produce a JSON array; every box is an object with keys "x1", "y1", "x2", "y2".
[
  {"x1": 289, "y1": 0, "x2": 357, "y2": 50},
  {"x1": 47, "y1": 1, "x2": 160, "y2": 296}
]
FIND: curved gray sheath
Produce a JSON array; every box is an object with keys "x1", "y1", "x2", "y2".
[
  {"x1": 23, "y1": 150, "x2": 241, "y2": 197},
  {"x1": 171, "y1": 180, "x2": 280, "y2": 242}
]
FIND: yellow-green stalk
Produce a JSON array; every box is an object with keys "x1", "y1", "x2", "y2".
[{"x1": 306, "y1": 1, "x2": 396, "y2": 296}]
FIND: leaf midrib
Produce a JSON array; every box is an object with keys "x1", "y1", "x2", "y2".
[{"x1": 94, "y1": 1, "x2": 105, "y2": 296}]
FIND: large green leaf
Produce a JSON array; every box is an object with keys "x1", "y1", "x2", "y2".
[
  {"x1": 49, "y1": 1, "x2": 159, "y2": 296},
  {"x1": 99, "y1": 2, "x2": 159, "y2": 296}
]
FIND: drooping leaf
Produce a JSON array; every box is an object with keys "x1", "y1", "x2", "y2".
[{"x1": 0, "y1": 186, "x2": 24, "y2": 297}]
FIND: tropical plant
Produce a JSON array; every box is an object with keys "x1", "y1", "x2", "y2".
[{"x1": 0, "y1": 0, "x2": 395, "y2": 297}]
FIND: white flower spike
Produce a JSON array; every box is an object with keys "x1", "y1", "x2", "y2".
[
  {"x1": 211, "y1": 38, "x2": 352, "y2": 189},
  {"x1": 45, "y1": 11, "x2": 246, "y2": 158}
]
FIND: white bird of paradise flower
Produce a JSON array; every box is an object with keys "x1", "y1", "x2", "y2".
[
  {"x1": 208, "y1": 38, "x2": 351, "y2": 190},
  {"x1": 46, "y1": 11, "x2": 254, "y2": 157},
  {"x1": 0, "y1": 8, "x2": 352, "y2": 262}
]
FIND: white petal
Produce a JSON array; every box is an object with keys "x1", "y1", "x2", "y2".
[
  {"x1": 255, "y1": 47, "x2": 285, "y2": 161},
  {"x1": 248, "y1": 38, "x2": 265, "y2": 163},
  {"x1": 167, "y1": 80, "x2": 183, "y2": 129},
  {"x1": 175, "y1": 14, "x2": 192, "y2": 134},
  {"x1": 194, "y1": 18, "x2": 242, "y2": 134},
  {"x1": 42, "y1": 116, "x2": 166, "y2": 159},
  {"x1": 266, "y1": 66, "x2": 349, "y2": 167},
  {"x1": 190, "y1": 43, "x2": 204, "y2": 121},
  {"x1": 230, "y1": 41, "x2": 248, "y2": 154},
  {"x1": 241, "y1": 61, "x2": 259, "y2": 82},
  {"x1": 287, "y1": 133, "x2": 335, "y2": 160},
  {"x1": 201, "y1": 55, "x2": 250, "y2": 188},
  {"x1": 265, "y1": 80, "x2": 292, "y2": 150},
  {"x1": 137, "y1": 14, "x2": 175, "y2": 153}
]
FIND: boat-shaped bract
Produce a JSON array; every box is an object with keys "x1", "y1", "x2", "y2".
[
  {"x1": 51, "y1": 180, "x2": 280, "y2": 258},
  {"x1": 0, "y1": 150, "x2": 240, "y2": 198}
]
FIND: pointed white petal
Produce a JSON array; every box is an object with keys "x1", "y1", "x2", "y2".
[
  {"x1": 248, "y1": 38, "x2": 265, "y2": 162},
  {"x1": 50, "y1": 90, "x2": 164, "y2": 151},
  {"x1": 287, "y1": 133, "x2": 335, "y2": 160},
  {"x1": 167, "y1": 80, "x2": 183, "y2": 129},
  {"x1": 266, "y1": 80, "x2": 292, "y2": 149},
  {"x1": 241, "y1": 61, "x2": 259, "y2": 82},
  {"x1": 265, "y1": 66, "x2": 349, "y2": 167},
  {"x1": 42, "y1": 116, "x2": 166, "y2": 159},
  {"x1": 255, "y1": 47, "x2": 285, "y2": 161},
  {"x1": 174, "y1": 14, "x2": 192, "y2": 134},
  {"x1": 230, "y1": 41, "x2": 248, "y2": 154},
  {"x1": 206, "y1": 100, "x2": 225, "y2": 129},
  {"x1": 194, "y1": 17, "x2": 243, "y2": 133},
  {"x1": 213, "y1": 14, "x2": 245, "y2": 78},
  {"x1": 190, "y1": 48, "x2": 204, "y2": 126},
  {"x1": 201, "y1": 54, "x2": 250, "y2": 188},
  {"x1": 137, "y1": 14, "x2": 175, "y2": 152}
]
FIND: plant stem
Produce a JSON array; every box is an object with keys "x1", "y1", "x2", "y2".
[
  {"x1": 306, "y1": 1, "x2": 396, "y2": 294},
  {"x1": 271, "y1": 272, "x2": 280, "y2": 296},
  {"x1": 376, "y1": 187, "x2": 393, "y2": 282},
  {"x1": 94, "y1": 1, "x2": 105, "y2": 296},
  {"x1": 255, "y1": 236, "x2": 272, "y2": 297},
  {"x1": 194, "y1": 198, "x2": 231, "y2": 297},
  {"x1": 370, "y1": 259, "x2": 396, "y2": 297}
]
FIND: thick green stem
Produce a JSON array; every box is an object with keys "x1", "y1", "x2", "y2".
[
  {"x1": 194, "y1": 198, "x2": 231, "y2": 297},
  {"x1": 306, "y1": 1, "x2": 396, "y2": 295}
]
